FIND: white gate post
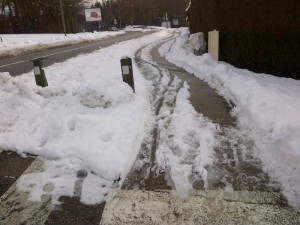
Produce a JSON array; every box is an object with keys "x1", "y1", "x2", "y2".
[{"x1": 208, "y1": 29, "x2": 219, "y2": 61}]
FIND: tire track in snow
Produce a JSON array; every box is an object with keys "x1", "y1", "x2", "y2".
[
  {"x1": 122, "y1": 40, "x2": 184, "y2": 191},
  {"x1": 145, "y1": 34, "x2": 277, "y2": 195}
]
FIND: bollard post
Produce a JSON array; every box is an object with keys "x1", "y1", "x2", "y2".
[
  {"x1": 31, "y1": 58, "x2": 48, "y2": 87},
  {"x1": 120, "y1": 57, "x2": 135, "y2": 92},
  {"x1": 208, "y1": 29, "x2": 219, "y2": 61}
]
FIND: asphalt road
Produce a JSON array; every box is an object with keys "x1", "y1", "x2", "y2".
[{"x1": 0, "y1": 31, "x2": 156, "y2": 77}]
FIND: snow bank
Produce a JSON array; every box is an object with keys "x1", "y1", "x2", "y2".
[
  {"x1": 124, "y1": 26, "x2": 163, "y2": 32},
  {"x1": 159, "y1": 28, "x2": 300, "y2": 209},
  {"x1": 0, "y1": 27, "x2": 163, "y2": 58},
  {"x1": 0, "y1": 29, "x2": 171, "y2": 204},
  {"x1": 0, "y1": 31, "x2": 124, "y2": 58}
]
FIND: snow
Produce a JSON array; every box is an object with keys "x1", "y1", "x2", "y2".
[
  {"x1": 137, "y1": 41, "x2": 219, "y2": 197},
  {"x1": 0, "y1": 27, "x2": 300, "y2": 210},
  {"x1": 0, "y1": 27, "x2": 162, "y2": 58},
  {"x1": 0, "y1": 31, "x2": 125, "y2": 58},
  {"x1": 0, "y1": 29, "x2": 172, "y2": 204},
  {"x1": 124, "y1": 25, "x2": 163, "y2": 32},
  {"x1": 156, "y1": 83, "x2": 218, "y2": 196},
  {"x1": 159, "y1": 28, "x2": 300, "y2": 209}
]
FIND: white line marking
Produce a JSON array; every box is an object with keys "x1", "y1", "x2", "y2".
[{"x1": 0, "y1": 59, "x2": 28, "y2": 68}]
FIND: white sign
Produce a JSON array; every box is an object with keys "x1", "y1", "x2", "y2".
[
  {"x1": 122, "y1": 66, "x2": 130, "y2": 75},
  {"x1": 85, "y1": 8, "x2": 102, "y2": 22},
  {"x1": 34, "y1": 67, "x2": 41, "y2": 75}
]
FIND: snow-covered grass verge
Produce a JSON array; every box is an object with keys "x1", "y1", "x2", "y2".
[
  {"x1": 0, "y1": 31, "x2": 124, "y2": 58},
  {"x1": 0, "y1": 29, "x2": 172, "y2": 204},
  {"x1": 159, "y1": 28, "x2": 300, "y2": 210},
  {"x1": 0, "y1": 27, "x2": 162, "y2": 59}
]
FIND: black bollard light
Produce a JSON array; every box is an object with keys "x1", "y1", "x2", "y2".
[
  {"x1": 120, "y1": 57, "x2": 135, "y2": 92},
  {"x1": 31, "y1": 57, "x2": 48, "y2": 87}
]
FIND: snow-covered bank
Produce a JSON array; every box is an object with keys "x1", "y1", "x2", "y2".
[
  {"x1": 0, "y1": 29, "x2": 172, "y2": 204},
  {"x1": 0, "y1": 27, "x2": 162, "y2": 59},
  {"x1": 159, "y1": 28, "x2": 300, "y2": 210},
  {"x1": 0, "y1": 31, "x2": 124, "y2": 58}
]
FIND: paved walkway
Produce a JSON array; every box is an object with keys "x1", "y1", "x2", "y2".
[
  {"x1": 151, "y1": 44, "x2": 235, "y2": 126},
  {"x1": 101, "y1": 39, "x2": 300, "y2": 224}
]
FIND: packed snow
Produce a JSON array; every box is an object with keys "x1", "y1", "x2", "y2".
[{"x1": 0, "y1": 27, "x2": 299, "y2": 211}]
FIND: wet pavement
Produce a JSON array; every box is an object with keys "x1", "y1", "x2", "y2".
[
  {"x1": 151, "y1": 45, "x2": 235, "y2": 127},
  {"x1": 0, "y1": 151, "x2": 35, "y2": 196},
  {"x1": 44, "y1": 197, "x2": 105, "y2": 225}
]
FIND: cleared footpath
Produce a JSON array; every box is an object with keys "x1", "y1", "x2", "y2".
[{"x1": 101, "y1": 36, "x2": 300, "y2": 225}]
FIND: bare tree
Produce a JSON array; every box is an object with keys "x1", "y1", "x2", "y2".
[
  {"x1": 0, "y1": 0, "x2": 189, "y2": 33},
  {"x1": 0, "y1": 0, "x2": 87, "y2": 33}
]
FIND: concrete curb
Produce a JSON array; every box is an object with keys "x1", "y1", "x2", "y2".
[{"x1": 101, "y1": 190, "x2": 300, "y2": 225}]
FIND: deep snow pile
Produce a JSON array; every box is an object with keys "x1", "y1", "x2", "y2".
[
  {"x1": 159, "y1": 28, "x2": 300, "y2": 210},
  {"x1": 0, "y1": 30, "x2": 172, "y2": 204}
]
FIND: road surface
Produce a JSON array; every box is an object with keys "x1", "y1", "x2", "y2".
[{"x1": 0, "y1": 31, "x2": 155, "y2": 76}]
